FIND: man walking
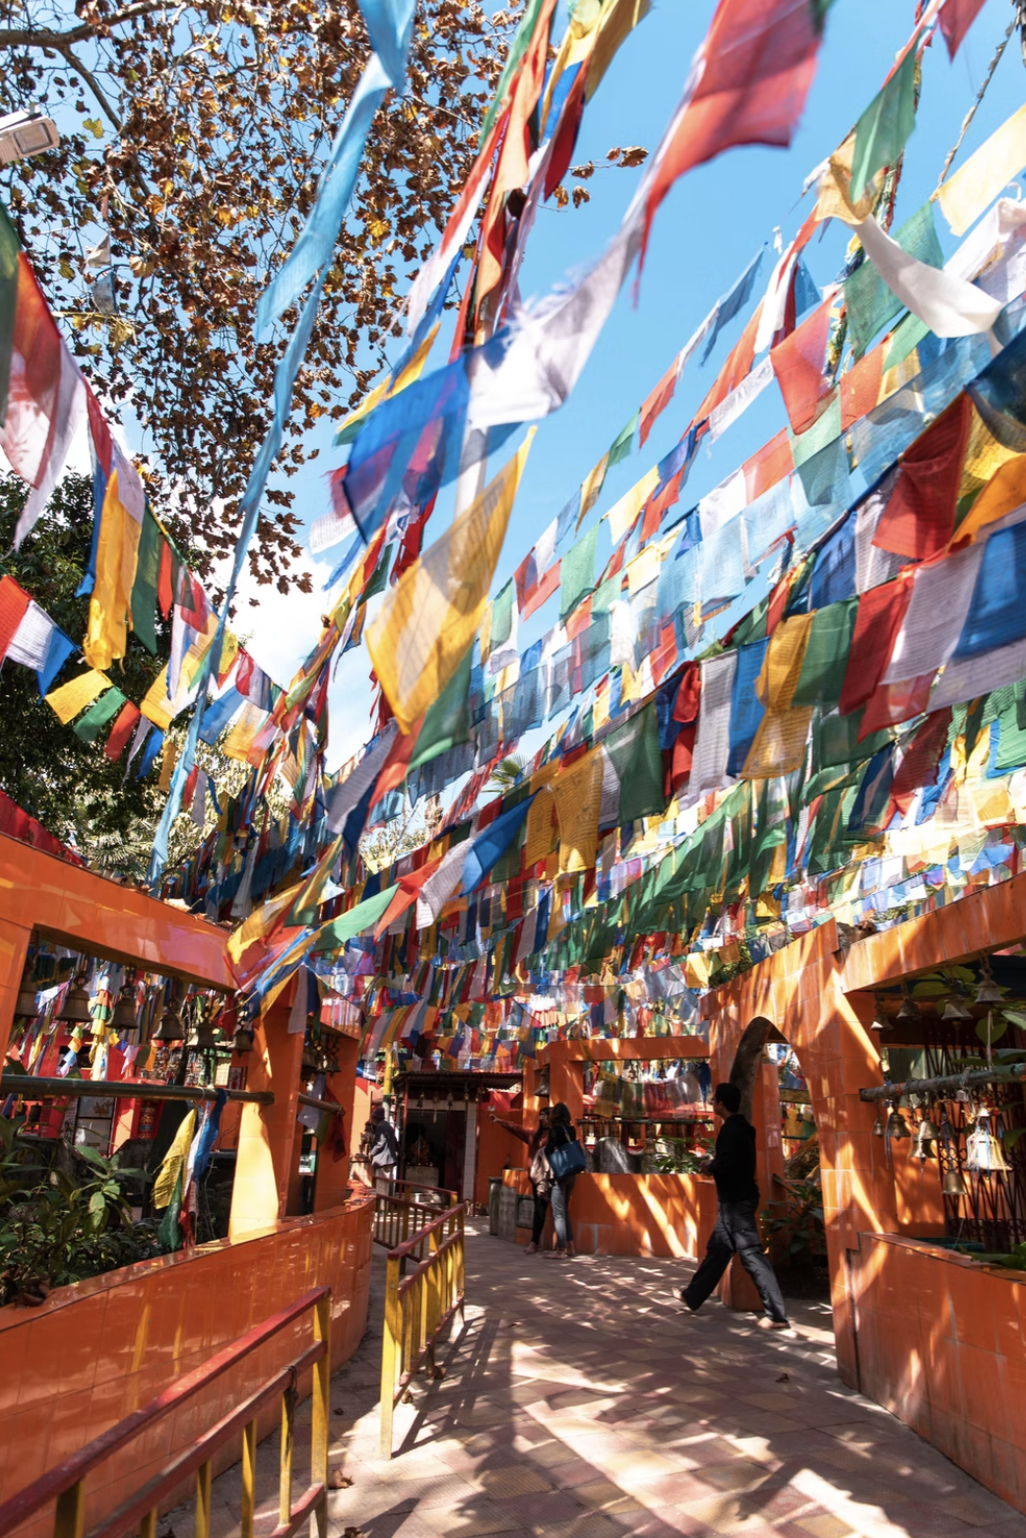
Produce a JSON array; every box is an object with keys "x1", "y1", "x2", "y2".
[{"x1": 680, "y1": 1082, "x2": 791, "y2": 1331}]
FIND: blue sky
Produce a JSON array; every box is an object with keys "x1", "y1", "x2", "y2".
[{"x1": 240, "y1": 0, "x2": 1026, "y2": 772}]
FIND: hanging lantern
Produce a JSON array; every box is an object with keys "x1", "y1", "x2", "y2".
[
  {"x1": 965, "y1": 1110, "x2": 1010, "y2": 1173},
  {"x1": 59, "y1": 981, "x2": 93, "y2": 1022}
]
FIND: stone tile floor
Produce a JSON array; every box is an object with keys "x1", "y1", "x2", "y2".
[{"x1": 160, "y1": 1220, "x2": 1026, "y2": 1538}]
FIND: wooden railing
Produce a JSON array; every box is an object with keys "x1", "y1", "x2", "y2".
[
  {"x1": 379, "y1": 1203, "x2": 465, "y2": 1457},
  {"x1": 0, "y1": 1288, "x2": 331, "y2": 1538},
  {"x1": 371, "y1": 1178, "x2": 457, "y2": 1251}
]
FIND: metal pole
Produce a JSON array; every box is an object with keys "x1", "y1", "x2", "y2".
[
  {"x1": 859, "y1": 1065, "x2": 1026, "y2": 1102},
  {"x1": 0, "y1": 1073, "x2": 274, "y2": 1106}
]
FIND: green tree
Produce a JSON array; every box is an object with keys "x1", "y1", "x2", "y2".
[{"x1": 0, "y1": 469, "x2": 168, "y2": 853}]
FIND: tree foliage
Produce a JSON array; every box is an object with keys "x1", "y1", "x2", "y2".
[{"x1": 0, "y1": 0, "x2": 517, "y2": 598}]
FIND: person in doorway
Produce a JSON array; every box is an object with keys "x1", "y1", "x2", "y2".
[
  {"x1": 367, "y1": 1104, "x2": 399, "y2": 1194},
  {"x1": 490, "y1": 1105, "x2": 552, "y2": 1253},
  {"x1": 542, "y1": 1101, "x2": 579, "y2": 1259},
  {"x1": 680, "y1": 1082, "x2": 790, "y2": 1330}
]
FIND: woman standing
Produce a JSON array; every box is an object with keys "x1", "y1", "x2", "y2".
[
  {"x1": 491, "y1": 1105, "x2": 551, "y2": 1254},
  {"x1": 543, "y1": 1102, "x2": 582, "y2": 1259}
]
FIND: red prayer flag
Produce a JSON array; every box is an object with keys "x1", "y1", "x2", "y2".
[
  {"x1": 694, "y1": 303, "x2": 762, "y2": 423},
  {"x1": 939, "y1": 0, "x2": 986, "y2": 60},
  {"x1": 873, "y1": 394, "x2": 972, "y2": 561},
  {"x1": 859, "y1": 673, "x2": 935, "y2": 739},
  {"x1": 839, "y1": 574, "x2": 914, "y2": 717},
  {"x1": 769, "y1": 294, "x2": 833, "y2": 433},
  {"x1": 104, "y1": 701, "x2": 141, "y2": 761},
  {"x1": 890, "y1": 708, "x2": 952, "y2": 812},
  {"x1": 744, "y1": 428, "x2": 793, "y2": 500},
  {"x1": 639, "y1": 356, "x2": 681, "y2": 447},
  {"x1": 0, "y1": 575, "x2": 31, "y2": 663},
  {"x1": 641, "y1": 0, "x2": 826, "y2": 264},
  {"x1": 840, "y1": 347, "x2": 883, "y2": 430}
]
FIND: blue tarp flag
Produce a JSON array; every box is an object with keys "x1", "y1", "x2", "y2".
[
  {"x1": 699, "y1": 247, "x2": 764, "y2": 365},
  {"x1": 461, "y1": 795, "x2": 537, "y2": 895}
]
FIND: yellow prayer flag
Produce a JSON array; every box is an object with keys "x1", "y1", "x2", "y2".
[
  {"x1": 158, "y1": 738, "x2": 178, "y2": 792},
  {"x1": 587, "y1": 0, "x2": 651, "y2": 101},
  {"x1": 756, "y1": 612, "x2": 814, "y2": 710},
  {"x1": 550, "y1": 750, "x2": 604, "y2": 874},
  {"x1": 745, "y1": 614, "x2": 815, "y2": 779},
  {"x1": 140, "y1": 666, "x2": 174, "y2": 731},
  {"x1": 223, "y1": 701, "x2": 270, "y2": 762},
  {"x1": 578, "y1": 452, "x2": 610, "y2": 529},
  {"x1": 367, "y1": 433, "x2": 535, "y2": 733},
  {"x1": 542, "y1": 0, "x2": 601, "y2": 128},
  {"x1": 937, "y1": 104, "x2": 1026, "y2": 236},
  {"x1": 153, "y1": 1109, "x2": 196, "y2": 1209},
  {"x1": 955, "y1": 453, "x2": 1026, "y2": 544},
  {"x1": 84, "y1": 465, "x2": 144, "y2": 671},
  {"x1": 814, "y1": 132, "x2": 880, "y2": 227},
  {"x1": 604, "y1": 467, "x2": 659, "y2": 543},
  {"x1": 45, "y1": 669, "x2": 111, "y2": 725}
]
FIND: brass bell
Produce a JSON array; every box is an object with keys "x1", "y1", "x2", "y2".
[
  {"x1": 112, "y1": 993, "x2": 138, "y2": 1030},
  {"x1": 872, "y1": 1110, "x2": 886, "y2": 1137},
  {"x1": 188, "y1": 1018, "x2": 220, "y2": 1050},
  {"x1": 918, "y1": 1114, "x2": 940, "y2": 1145},
  {"x1": 975, "y1": 963, "x2": 1002, "y2": 1005},
  {"x1": 231, "y1": 1027, "x2": 254, "y2": 1053},
  {"x1": 896, "y1": 991, "x2": 920, "y2": 1022},
  {"x1": 15, "y1": 981, "x2": 39, "y2": 1018},
  {"x1": 942, "y1": 1168, "x2": 964, "y2": 1197},
  {"x1": 60, "y1": 981, "x2": 94, "y2": 1023},
  {"x1": 152, "y1": 1008, "x2": 184, "y2": 1041},
  {"x1": 886, "y1": 1109, "x2": 911, "y2": 1140},
  {"x1": 941, "y1": 996, "x2": 973, "y2": 1023}
]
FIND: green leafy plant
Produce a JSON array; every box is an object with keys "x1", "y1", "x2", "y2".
[
  {"x1": 0, "y1": 1125, "x2": 160, "y2": 1307},
  {"x1": 645, "y1": 1137, "x2": 712, "y2": 1175},
  {"x1": 957, "y1": 1241, "x2": 1026, "y2": 1273},
  {"x1": 762, "y1": 1177, "x2": 827, "y2": 1264}
]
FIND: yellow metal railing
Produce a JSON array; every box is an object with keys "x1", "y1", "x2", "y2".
[
  {"x1": 372, "y1": 1184, "x2": 456, "y2": 1252},
  {"x1": 379, "y1": 1202, "x2": 466, "y2": 1456},
  {"x1": 0, "y1": 1288, "x2": 331, "y2": 1538}
]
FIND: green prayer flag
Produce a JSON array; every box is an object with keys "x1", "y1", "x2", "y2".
[
  {"x1": 73, "y1": 686, "x2": 126, "y2": 743},
  {"x1": 130, "y1": 508, "x2": 162, "y2": 655},
  {"x1": 850, "y1": 45, "x2": 918, "y2": 202},
  {"x1": 313, "y1": 884, "x2": 398, "y2": 950},
  {"x1": 157, "y1": 1166, "x2": 184, "y2": 1251},
  {"x1": 360, "y1": 543, "x2": 392, "y2": 604},
  {"x1": 605, "y1": 700, "x2": 664, "y2": 823},
  {"x1": 607, "y1": 412, "x2": 638, "y2": 468},
  {"x1": 995, "y1": 696, "x2": 1026, "y2": 773},
  {"x1": 0, "y1": 207, "x2": 19, "y2": 426},
  {"x1": 792, "y1": 599, "x2": 858, "y2": 708},
  {"x1": 591, "y1": 573, "x2": 620, "y2": 616},
  {"x1": 479, "y1": 0, "x2": 545, "y2": 140},
  {"x1": 490, "y1": 579, "x2": 514, "y2": 649},
  {"x1": 844, "y1": 202, "x2": 943, "y2": 357},
  {"x1": 884, "y1": 310, "x2": 929, "y2": 372},
  {"x1": 559, "y1": 525, "x2": 598, "y2": 619},
  {"x1": 410, "y1": 642, "x2": 473, "y2": 770},
  {"x1": 813, "y1": 708, "x2": 891, "y2": 772}
]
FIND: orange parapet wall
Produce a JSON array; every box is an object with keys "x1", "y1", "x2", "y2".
[
  {"x1": 0, "y1": 1189, "x2": 376, "y2": 1538},
  {"x1": 501, "y1": 1167, "x2": 717, "y2": 1258}
]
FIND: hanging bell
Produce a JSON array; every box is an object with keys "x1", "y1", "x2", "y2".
[
  {"x1": 60, "y1": 981, "x2": 94, "y2": 1022},
  {"x1": 15, "y1": 980, "x2": 39, "y2": 1018},
  {"x1": 965, "y1": 1110, "x2": 1010, "y2": 1173},
  {"x1": 912, "y1": 1124, "x2": 935, "y2": 1161},
  {"x1": 872, "y1": 1109, "x2": 886, "y2": 1137},
  {"x1": 941, "y1": 996, "x2": 973, "y2": 1023},
  {"x1": 152, "y1": 1008, "x2": 184, "y2": 1041},
  {"x1": 231, "y1": 1026, "x2": 254, "y2": 1053},
  {"x1": 886, "y1": 1109, "x2": 911, "y2": 1140},
  {"x1": 975, "y1": 963, "x2": 1003, "y2": 1005},
  {"x1": 918, "y1": 1113, "x2": 940, "y2": 1145},
  {"x1": 112, "y1": 993, "x2": 138, "y2": 1030},
  {"x1": 188, "y1": 1019, "x2": 220, "y2": 1050},
  {"x1": 942, "y1": 1168, "x2": 964, "y2": 1197},
  {"x1": 896, "y1": 992, "x2": 921, "y2": 1023}
]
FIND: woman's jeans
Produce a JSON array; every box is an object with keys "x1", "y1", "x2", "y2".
[
  {"x1": 530, "y1": 1180, "x2": 549, "y2": 1245},
  {"x1": 551, "y1": 1175, "x2": 576, "y2": 1249}
]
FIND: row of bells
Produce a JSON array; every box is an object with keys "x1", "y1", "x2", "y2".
[{"x1": 15, "y1": 980, "x2": 251, "y2": 1052}]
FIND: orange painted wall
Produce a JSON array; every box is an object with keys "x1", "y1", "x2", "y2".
[
  {"x1": 0, "y1": 1189, "x2": 375, "y2": 1538},
  {"x1": 501, "y1": 1168, "x2": 716, "y2": 1258},
  {"x1": 850, "y1": 1234, "x2": 1026, "y2": 1513},
  {"x1": 475, "y1": 1111, "x2": 530, "y2": 1209}
]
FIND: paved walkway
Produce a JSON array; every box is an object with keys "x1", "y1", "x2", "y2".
[{"x1": 164, "y1": 1220, "x2": 1026, "y2": 1538}]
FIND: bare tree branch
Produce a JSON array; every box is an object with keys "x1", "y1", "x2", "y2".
[
  {"x1": 53, "y1": 42, "x2": 123, "y2": 129},
  {"x1": 0, "y1": 1, "x2": 167, "y2": 49}
]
